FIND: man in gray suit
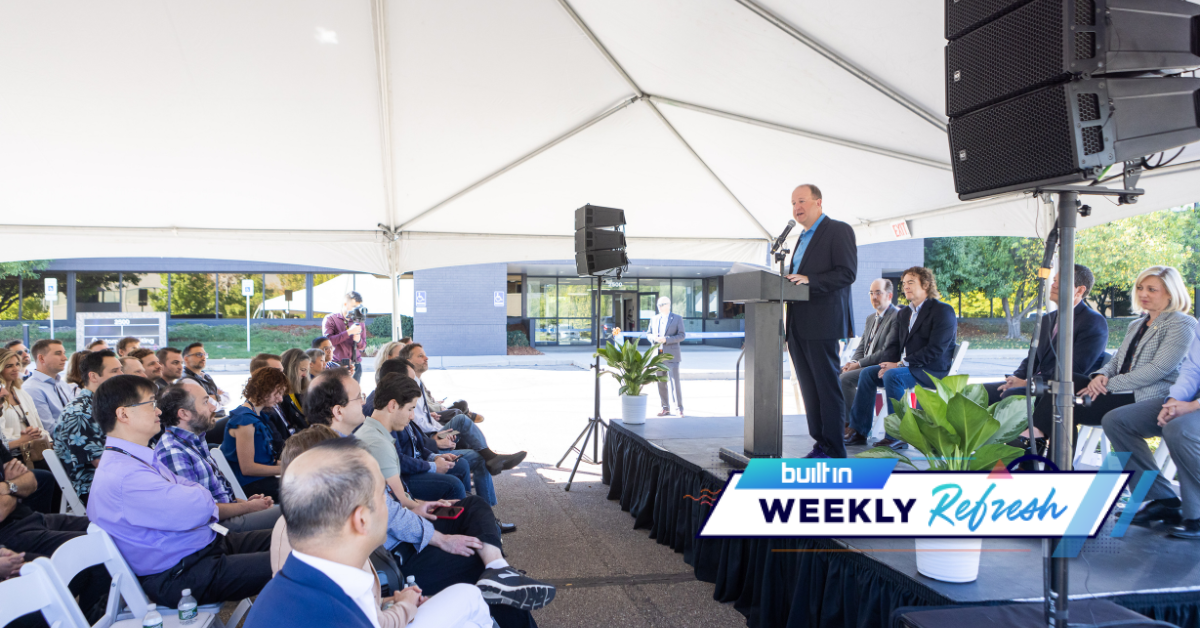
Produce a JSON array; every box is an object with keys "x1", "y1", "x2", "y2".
[
  {"x1": 648, "y1": 296, "x2": 686, "y2": 417},
  {"x1": 840, "y1": 278, "x2": 900, "y2": 445}
]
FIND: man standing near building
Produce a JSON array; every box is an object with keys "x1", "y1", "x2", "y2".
[
  {"x1": 840, "y1": 278, "x2": 900, "y2": 445},
  {"x1": 323, "y1": 292, "x2": 367, "y2": 383},
  {"x1": 24, "y1": 339, "x2": 72, "y2": 434},
  {"x1": 647, "y1": 296, "x2": 686, "y2": 417},
  {"x1": 180, "y1": 342, "x2": 229, "y2": 418},
  {"x1": 785, "y1": 184, "x2": 858, "y2": 459}
]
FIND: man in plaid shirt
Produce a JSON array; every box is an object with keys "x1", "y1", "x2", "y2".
[{"x1": 153, "y1": 380, "x2": 280, "y2": 533}]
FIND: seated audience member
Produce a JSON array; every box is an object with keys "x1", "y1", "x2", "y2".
[
  {"x1": 248, "y1": 352, "x2": 298, "y2": 439},
  {"x1": 849, "y1": 267, "x2": 958, "y2": 451},
  {"x1": 120, "y1": 356, "x2": 147, "y2": 378},
  {"x1": 376, "y1": 341, "x2": 405, "y2": 374},
  {"x1": 1, "y1": 348, "x2": 52, "y2": 458},
  {"x1": 250, "y1": 353, "x2": 283, "y2": 373},
  {"x1": 155, "y1": 346, "x2": 184, "y2": 390},
  {"x1": 359, "y1": 373, "x2": 552, "y2": 615},
  {"x1": 52, "y1": 350, "x2": 123, "y2": 504},
  {"x1": 116, "y1": 336, "x2": 140, "y2": 357},
  {"x1": 64, "y1": 349, "x2": 89, "y2": 397},
  {"x1": 180, "y1": 342, "x2": 230, "y2": 418},
  {"x1": 156, "y1": 381, "x2": 281, "y2": 533},
  {"x1": 1106, "y1": 320, "x2": 1200, "y2": 538},
  {"x1": 23, "y1": 339, "x2": 72, "y2": 433},
  {"x1": 245, "y1": 437, "x2": 493, "y2": 628},
  {"x1": 839, "y1": 278, "x2": 900, "y2": 445},
  {"x1": 88, "y1": 375, "x2": 273, "y2": 608},
  {"x1": 307, "y1": 367, "x2": 473, "y2": 501},
  {"x1": 984, "y1": 265, "x2": 1108, "y2": 406},
  {"x1": 403, "y1": 343, "x2": 486, "y2": 424},
  {"x1": 5, "y1": 340, "x2": 31, "y2": 379},
  {"x1": 86, "y1": 339, "x2": 109, "y2": 352},
  {"x1": 0, "y1": 439, "x2": 109, "y2": 618},
  {"x1": 278, "y1": 349, "x2": 310, "y2": 433},
  {"x1": 129, "y1": 348, "x2": 166, "y2": 392},
  {"x1": 1031, "y1": 266, "x2": 1195, "y2": 446},
  {"x1": 220, "y1": 367, "x2": 288, "y2": 502},
  {"x1": 305, "y1": 348, "x2": 328, "y2": 377},
  {"x1": 312, "y1": 336, "x2": 340, "y2": 372}
]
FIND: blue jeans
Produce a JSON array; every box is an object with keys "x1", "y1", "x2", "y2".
[
  {"x1": 444, "y1": 414, "x2": 488, "y2": 450},
  {"x1": 440, "y1": 414, "x2": 496, "y2": 506},
  {"x1": 850, "y1": 365, "x2": 919, "y2": 436},
  {"x1": 404, "y1": 468, "x2": 467, "y2": 501}
]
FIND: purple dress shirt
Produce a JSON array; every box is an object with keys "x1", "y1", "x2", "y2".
[
  {"x1": 87, "y1": 436, "x2": 219, "y2": 576},
  {"x1": 323, "y1": 312, "x2": 367, "y2": 364}
]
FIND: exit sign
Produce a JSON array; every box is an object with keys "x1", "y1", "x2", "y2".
[{"x1": 890, "y1": 220, "x2": 912, "y2": 240}]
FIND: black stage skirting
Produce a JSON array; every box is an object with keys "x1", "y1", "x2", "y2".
[{"x1": 601, "y1": 417, "x2": 1200, "y2": 628}]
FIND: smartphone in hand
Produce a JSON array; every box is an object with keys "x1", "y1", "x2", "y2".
[{"x1": 431, "y1": 506, "x2": 464, "y2": 519}]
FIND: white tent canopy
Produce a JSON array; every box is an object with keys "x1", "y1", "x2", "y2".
[{"x1": 3, "y1": 0, "x2": 1200, "y2": 279}]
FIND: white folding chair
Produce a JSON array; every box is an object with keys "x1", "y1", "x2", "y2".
[
  {"x1": 44, "y1": 449, "x2": 87, "y2": 516},
  {"x1": 1154, "y1": 441, "x2": 1178, "y2": 486},
  {"x1": 0, "y1": 558, "x2": 91, "y2": 628},
  {"x1": 62, "y1": 524, "x2": 251, "y2": 628},
  {"x1": 208, "y1": 444, "x2": 249, "y2": 501},
  {"x1": 1073, "y1": 425, "x2": 1110, "y2": 468}
]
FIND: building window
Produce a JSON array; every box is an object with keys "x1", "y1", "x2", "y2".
[
  {"x1": 506, "y1": 275, "x2": 523, "y2": 318},
  {"x1": 121, "y1": 273, "x2": 167, "y2": 313},
  {"x1": 76, "y1": 272, "x2": 123, "y2": 314},
  {"x1": 263, "y1": 274, "x2": 307, "y2": 319},
  {"x1": 23, "y1": 272, "x2": 68, "y2": 321}
]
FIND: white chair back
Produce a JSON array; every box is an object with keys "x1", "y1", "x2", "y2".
[
  {"x1": 209, "y1": 444, "x2": 249, "y2": 501},
  {"x1": 44, "y1": 449, "x2": 87, "y2": 516},
  {"x1": 0, "y1": 558, "x2": 91, "y2": 628},
  {"x1": 947, "y1": 341, "x2": 970, "y2": 377}
]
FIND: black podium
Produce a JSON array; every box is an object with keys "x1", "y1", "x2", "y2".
[{"x1": 719, "y1": 270, "x2": 808, "y2": 467}]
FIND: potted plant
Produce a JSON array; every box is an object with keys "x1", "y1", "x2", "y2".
[
  {"x1": 857, "y1": 374, "x2": 1027, "y2": 583},
  {"x1": 594, "y1": 339, "x2": 673, "y2": 424}
]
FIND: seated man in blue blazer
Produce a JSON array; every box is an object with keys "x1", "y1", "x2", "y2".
[
  {"x1": 983, "y1": 264, "x2": 1108, "y2": 405},
  {"x1": 244, "y1": 438, "x2": 493, "y2": 628},
  {"x1": 848, "y1": 266, "x2": 958, "y2": 450}
]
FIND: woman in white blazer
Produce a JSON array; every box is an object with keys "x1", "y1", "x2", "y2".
[{"x1": 0, "y1": 348, "x2": 50, "y2": 449}]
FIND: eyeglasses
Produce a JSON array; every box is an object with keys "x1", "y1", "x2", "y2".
[
  {"x1": 186, "y1": 352, "x2": 208, "y2": 358},
  {"x1": 124, "y1": 399, "x2": 158, "y2": 410},
  {"x1": 868, "y1": 291, "x2": 889, "y2": 297}
]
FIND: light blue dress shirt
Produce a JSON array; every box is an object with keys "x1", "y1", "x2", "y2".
[
  {"x1": 23, "y1": 370, "x2": 73, "y2": 434},
  {"x1": 790, "y1": 214, "x2": 826, "y2": 274},
  {"x1": 1168, "y1": 324, "x2": 1200, "y2": 401}
]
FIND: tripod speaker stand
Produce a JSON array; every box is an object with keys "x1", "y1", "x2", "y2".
[{"x1": 557, "y1": 275, "x2": 607, "y2": 491}]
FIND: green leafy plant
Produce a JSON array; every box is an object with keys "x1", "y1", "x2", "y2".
[
  {"x1": 594, "y1": 340, "x2": 672, "y2": 397},
  {"x1": 856, "y1": 374, "x2": 1026, "y2": 471}
]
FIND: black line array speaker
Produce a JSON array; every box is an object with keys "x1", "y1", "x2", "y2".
[
  {"x1": 944, "y1": 0, "x2": 1200, "y2": 199},
  {"x1": 574, "y1": 204, "x2": 628, "y2": 276}
]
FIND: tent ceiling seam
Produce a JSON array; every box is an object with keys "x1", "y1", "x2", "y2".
[
  {"x1": 734, "y1": 0, "x2": 948, "y2": 133},
  {"x1": 399, "y1": 230, "x2": 772, "y2": 242},
  {"x1": 648, "y1": 95, "x2": 951, "y2": 170},
  {"x1": 396, "y1": 94, "x2": 642, "y2": 231},
  {"x1": 370, "y1": 0, "x2": 398, "y2": 230},
  {"x1": 554, "y1": 0, "x2": 773, "y2": 240}
]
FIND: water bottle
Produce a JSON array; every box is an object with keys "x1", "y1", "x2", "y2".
[
  {"x1": 178, "y1": 589, "x2": 198, "y2": 624},
  {"x1": 142, "y1": 604, "x2": 163, "y2": 628},
  {"x1": 405, "y1": 575, "x2": 417, "y2": 589}
]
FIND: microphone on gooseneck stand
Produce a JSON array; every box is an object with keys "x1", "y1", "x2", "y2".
[{"x1": 772, "y1": 219, "x2": 797, "y2": 254}]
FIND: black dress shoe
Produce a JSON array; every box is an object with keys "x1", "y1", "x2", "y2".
[
  {"x1": 1131, "y1": 498, "x2": 1183, "y2": 526},
  {"x1": 1170, "y1": 519, "x2": 1200, "y2": 539},
  {"x1": 498, "y1": 520, "x2": 517, "y2": 534},
  {"x1": 844, "y1": 431, "x2": 868, "y2": 446},
  {"x1": 872, "y1": 436, "x2": 908, "y2": 450},
  {"x1": 486, "y1": 451, "x2": 528, "y2": 476}
]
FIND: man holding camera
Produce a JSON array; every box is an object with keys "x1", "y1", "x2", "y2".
[{"x1": 323, "y1": 291, "x2": 368, "y2": 383}]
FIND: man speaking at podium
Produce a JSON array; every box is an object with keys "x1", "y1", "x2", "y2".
[{"x1": 784, "y1": 184, "x2": 858, "y2": 459}]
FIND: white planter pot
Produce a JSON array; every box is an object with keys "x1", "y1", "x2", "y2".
[
  {"x1": 621, "y1": 394, "x2": 649, "y2": 424},
  {"x1": 915, "y1": 537, "x2": 982, "y2": 583}
]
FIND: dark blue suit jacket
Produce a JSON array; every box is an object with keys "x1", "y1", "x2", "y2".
[
  {"x1": 394, "y1": 421, "x2": 438, "y2": 476},
  {"x1": 1014, "y1": 301, "x2": 1109, "y2": 380},
  {"x1": 243, "y1": 554, "x2": 375, "y2": 628},
  {"x1": 785, "y1": 216, "x2": 858, "y2": 341},
  {"x1": 894, "y1": 298, "x2": 958, "y2": 387}
]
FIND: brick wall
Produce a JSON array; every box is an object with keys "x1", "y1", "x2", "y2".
[
  {"x1": 413, "y1": 263, "x2": 507, "y2": 356},
  {"x1": 849, "y1": 239, "x2": 924, "y2": 335}
]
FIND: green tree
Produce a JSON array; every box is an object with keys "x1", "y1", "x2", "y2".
[
  {"x1": 926, "y1": 237, "x2": 1043, "y2": 338},
  {"x1": 1075, "y1": 210, "x2": 1190, "y2": 316},
  {"x1": 0, "y1": 261, "x2": 49, "y2": 319}
]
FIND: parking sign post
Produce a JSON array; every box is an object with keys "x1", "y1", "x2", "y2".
[
  {"x1": 44, "y1": 278, "x2": 58, "y2": 339},
  {"x1": 242, "y1": 279, "x2": 255, "y2": 352}
]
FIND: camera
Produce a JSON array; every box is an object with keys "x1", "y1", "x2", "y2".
[{"x1": 346, "y1": 305, "x2": 368, "y2": 325}]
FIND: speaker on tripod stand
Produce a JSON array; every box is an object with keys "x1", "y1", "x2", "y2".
[{"x1": 557, "y1": 204, "x2": 628, "y2": 491}]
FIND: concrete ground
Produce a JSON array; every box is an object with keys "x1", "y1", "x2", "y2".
[{"x1": 207, "y1": 346, "x2": 1030, "y2": 626}]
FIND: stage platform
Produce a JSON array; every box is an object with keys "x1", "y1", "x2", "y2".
[{"x1": 602, "y1": 416, "x2": 1200, "y2": 628}]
